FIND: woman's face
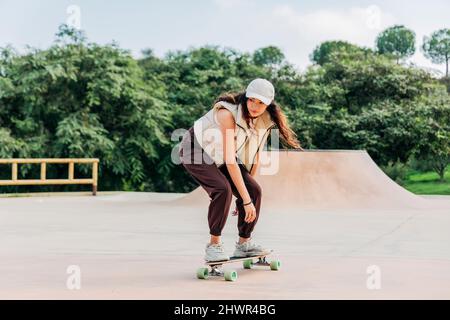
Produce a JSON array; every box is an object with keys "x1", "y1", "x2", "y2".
[{"x1": 247, "y1": 97, "x2": 268, "y2": 118}]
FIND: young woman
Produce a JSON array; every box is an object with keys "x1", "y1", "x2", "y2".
[{"x1": 178, "y1": 78, "x2": 302, "y2": 262}]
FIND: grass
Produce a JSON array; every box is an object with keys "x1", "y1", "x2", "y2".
[{"x1": 402, "y1": 167, "x2": 450, "y2": 195}]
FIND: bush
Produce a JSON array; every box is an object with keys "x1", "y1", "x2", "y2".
[
  {"x1": 407, "y1": 155, "x2": 435, "y2": 172},
  {"x1": 381, "y1": 160, "x2": 408, "y2": 184}
]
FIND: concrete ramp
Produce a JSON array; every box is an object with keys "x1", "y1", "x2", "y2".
[{"x1": 175, "y1": 150, "x2": 438, "y2": 210}]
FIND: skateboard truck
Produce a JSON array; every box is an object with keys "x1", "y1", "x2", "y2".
[{"x1": 209, "y1": 265, "x2": 224, "y2": 277}]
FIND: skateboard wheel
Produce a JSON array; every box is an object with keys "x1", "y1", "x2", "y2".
[
  {"x1": 270, "y1": 260, "x2": 281, "y2": 271},
  {"x1": 224, "y1": 270, "x2": 238, "y2": 281},
  {"x1": 243, "y1": 259, "x2": 253, "y2": 269},
  {"x1": 197, "y1": 267, "x2": 209, "y2": 279}
]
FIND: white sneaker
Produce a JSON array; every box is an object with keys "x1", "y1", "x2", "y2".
[
  {"x1": 233, "y1": 239, "x2": 272, "y2": 258},
  {"x1": 204, "y1": 242, "x2": 230, "y2": 262}
]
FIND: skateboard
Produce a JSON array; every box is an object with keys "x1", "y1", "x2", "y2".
[{"x1": 196, "y1": 250, "x2": 281, "y2": 282}]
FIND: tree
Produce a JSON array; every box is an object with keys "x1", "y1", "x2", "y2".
[
  {"x1": 376, "y1": 25, "x2": 416, "y2": 64},
  {"x1": 252, "y1": 46, "x2": 285, "y2": 68},
  {"x1": 310, "y1": 40, "x2": 368, "y2": 65},
  {"x1": 423, "y1": 28, "x2": 450, "y2": 78},
  {"x1": 2, "y1": 23, "x2": 448, "y2": 194},
  {"x1": 0, "y1": 24, "x2": 172, "y2": 192},
  {"x1": 413, "y1": 93, "x2": 450, "y2": 181},
  {"x1": 292, "y1": 44, "x2": 447, "y2": 166},
  {"x1": 54, "y1": 23, "x2": 87, "y2": 44},
  {"x1": 303, "y1": 48, "x2": 435, "y2": 114}
]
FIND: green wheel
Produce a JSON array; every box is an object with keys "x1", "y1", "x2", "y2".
[
  {"x1": 197, "y1": 267, "x2": 209, "y2": 279},
  {"x1": 224, "y1": 270, "x2": 238, "y2": 282},
  {"x1": 243, "y1": 259, "x2": 253, "y2": 269},
  {"x1": 270, "y1": 260, "x2": 281, "y2": 271}
]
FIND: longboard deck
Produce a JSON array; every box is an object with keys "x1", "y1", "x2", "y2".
[{"x1": 205, "y1": 250, "x2": 273, "y2": 266}]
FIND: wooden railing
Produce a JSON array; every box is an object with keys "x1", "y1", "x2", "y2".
[{"x1": 0, "y1": 158, "x2": 99, "y2": 195}]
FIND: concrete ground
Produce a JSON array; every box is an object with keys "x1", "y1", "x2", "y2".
[{"x1": 1, "y1": 191, "x2": 449, "y2": 299}]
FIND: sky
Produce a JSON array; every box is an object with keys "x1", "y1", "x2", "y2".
[{"x1": 0, "y1": 0, "x2": 449, "y2": 75}]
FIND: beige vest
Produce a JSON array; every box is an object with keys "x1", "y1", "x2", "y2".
[{"x1": 193, "y1": 101, "x2": 276, "y2": 172}]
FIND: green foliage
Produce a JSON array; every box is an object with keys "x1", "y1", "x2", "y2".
[
  {"x1": 316, "y1": 49, "x2": 433, "y2": 112},
  {"x1": 0, "y1": 24, "x2": 171, "y2": 192},
  {"x1": 0, "y1": 24, "x2": 449, "y2": 195},
  {"x1": 440, "y1": 77, "x2": 450, "y2": 93},
  {"x1": 253, "y1": 46, "x2": 285, "y2": 68},
  {"x1": 310, "y1": 40, "x2": 370, "y2": 65},
  {"x1": 422, "y1": 28, "x2": 450, "y2": 77},
  {"x1": 407, "y1": 155, "x2": 435, "y2": 172},
  {"x1": 407, "y1": 167, "x2": 449, "y2": 183},
  {"x1": 408, "y1": 154, "x2": 450, "y2": 183},
  {"x1": 380, "y1": 160, "x2": 408, "y2": 184},
  {"x1": 0, "y1": 127, "x2": 26, "y2": 158},
  {"x1": 411, "y1": 92, "x2": 450, "y2": 181},
  {"x1": 402, "y1": 167, "x2": 450, "y2": 195},
  {"x1": 55, "y1": 24, "x2": 87, "y2": 44},
  {"x1": 376, "y1": 25, "x2": 416, "y2": 63}
]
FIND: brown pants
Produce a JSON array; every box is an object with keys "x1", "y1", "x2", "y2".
[{"x1": 178, "y1": 126, "x2": 262, "y2": 238}]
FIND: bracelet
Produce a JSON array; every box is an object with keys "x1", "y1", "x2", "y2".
[{"x1": 243, "y1": 200, "x2": 252, "y2": 206}]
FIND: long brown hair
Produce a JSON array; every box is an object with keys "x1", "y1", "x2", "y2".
[{"x1": 213, "y1": 92, "x2": 302, "y2": 149}]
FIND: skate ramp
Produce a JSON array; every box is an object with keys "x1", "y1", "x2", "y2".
[{"x1": 175, "y1": 150, "x2": 439, "y2": 210}]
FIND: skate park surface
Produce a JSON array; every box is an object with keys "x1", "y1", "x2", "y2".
[{"x1": 1, "y1": 150, "x2": 449, "y2": 299}]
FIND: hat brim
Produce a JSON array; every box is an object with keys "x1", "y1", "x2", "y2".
[{"x1": 245, "y1": 91, "x2": 272, "y2": 106}]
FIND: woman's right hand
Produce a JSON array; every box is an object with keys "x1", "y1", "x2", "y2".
[{"x1": 243, "y1": 202, "x2": 257, "y2": 223}]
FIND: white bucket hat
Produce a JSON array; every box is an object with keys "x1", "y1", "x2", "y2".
[{"x1": 245, "y1": 78, "x2": 275, "y2": 106}]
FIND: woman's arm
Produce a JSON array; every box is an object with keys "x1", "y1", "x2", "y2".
[{"x1": 216, "y1": 108, "x2": 252, "y2": 204}]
